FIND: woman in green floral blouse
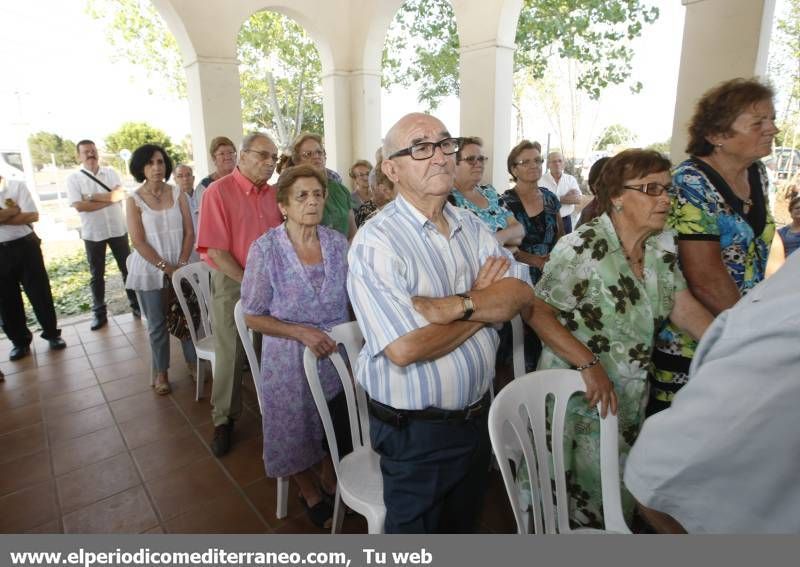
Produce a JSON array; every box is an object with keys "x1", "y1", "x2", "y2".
[{"x1": 525, "y1": 149, "x2": 714, "y2": 529}]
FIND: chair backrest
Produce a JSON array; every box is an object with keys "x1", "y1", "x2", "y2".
[
  {"x1": 303, "y1": 321, "x2": 369, "y2": 477},
  {"x1": 233, "y1": 300, "x2": 265, "y2": 415},
  {"x1": 171, "y1": 262, "x2": 214, "y2": 345},
  {"x1": 510, "y1": 314, "x2": 526, "y2": 379},
  {"x1": 488, "y1": 368, "x2": 629, "y2": 534}
]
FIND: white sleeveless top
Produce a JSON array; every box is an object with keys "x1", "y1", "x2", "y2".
[{"x1": 126, "y1": 185, "x2": 185, "y2": 291}]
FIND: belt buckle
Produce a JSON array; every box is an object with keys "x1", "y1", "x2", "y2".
[{"x1": 464, "y1": 402, "x2": 483, "y2": 422}]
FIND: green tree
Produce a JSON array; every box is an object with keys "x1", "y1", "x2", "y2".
[
  {"x1": 646, "y1": 137, "x2": 672, "y2": 157},
  {"x1": 382, "y1": 0, "x2": 660, "y2": 109},
  {"x1": 770, "y1": 0, "x2": 800, "y2": 150},
  {"x1": 85, "y1": 1, "x2": 324, "y2": 149},
  {"x1": 105, "y1": 122, "x2": 186, "y2": 172},
  {"x1": 85, "y1": 0, "x2": 186, "y2": 97},
  {"x1": 238, "y1": 12, "x2": 323, "y2": 148},
  {"x1": 594, "y1": 123, "x2": 637, "y2": 149},
  {"x1": 27, "y1": 132, "x2": 78, "y2": 170}
]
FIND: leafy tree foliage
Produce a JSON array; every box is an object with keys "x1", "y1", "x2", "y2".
[
  {"x1": 382, "y1": 0, "x2": 660, "y2": 108},
  {"x1": 85, "y1": 1, "x2": 323, "y2": 149},
  {"x1": 85, "y1": 0, "x2": 186, "y2": 97},
  {"x1": 646, "y1": 137, "x2": 671, "y2": 157},
  {"x1": 594, "y1": 123, "x2": 637, "y2": 149},
  {"x1": 238, "y1": 12, "x2": 323, "y2": 148},
  {"x1": 770, "y1": 0, "x2": 800, "y2": 149},
  {"x1": 27, "y1": 132, "x2": 78, "y2": 170},
  {"x1": 105, "y1": 121, "x2": 187, "y2": 171}
]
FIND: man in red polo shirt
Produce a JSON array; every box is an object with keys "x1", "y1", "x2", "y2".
[{"x1": 197, "y1": 132, "x2": 282, "y2": 456}]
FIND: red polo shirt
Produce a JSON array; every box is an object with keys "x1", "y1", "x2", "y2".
[{"x1": 196, "y1": 167, "x2": 282, "y2": 269}]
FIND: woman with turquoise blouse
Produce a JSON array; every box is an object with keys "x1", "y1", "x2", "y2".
[
  {"x1": 649, "y1": 79, "x2": 777, "y2": 415},
  {"x1": 450, "y1": 137, "x2": 523, "y2": 250},
  {"x1": 503, "y1": 140, "x2": 563, "y2": 284},
  {"x1": 525, "y1": 149, "x2": 713, "y2": 529}
]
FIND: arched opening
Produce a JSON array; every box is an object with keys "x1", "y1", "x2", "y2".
[
  {"x1": 381, "y1": 0, "x2": 461, "y2": 134},
  {"x1": 237, "y1": 10, "x2": 324, "y2": 152},
  {"x1": 510, "y1": 0, "x2": 666, "y2": 184}
]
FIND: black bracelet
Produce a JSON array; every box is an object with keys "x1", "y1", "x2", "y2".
[{"x1": 575, "y1": 354, "x2": 600, "y2": 371}]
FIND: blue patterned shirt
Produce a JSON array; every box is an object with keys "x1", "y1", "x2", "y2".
[{"x1": 347, "y1": 194, "x2": 532, "y2": 410}]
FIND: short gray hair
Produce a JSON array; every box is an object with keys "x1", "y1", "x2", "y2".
[
  {"x1": 175, "y1": 164, "x2": 193, "y2": 174},
  {"x1": 241, "y1": 132, "x2": 274, "y2": 152}
]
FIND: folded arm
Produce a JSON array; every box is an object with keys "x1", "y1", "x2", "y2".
[{"x1": 0, "y1": 206, "x2": 37, "y2": 225}]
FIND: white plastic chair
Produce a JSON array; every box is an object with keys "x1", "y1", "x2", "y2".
[
  {"x1": 510, "y1": 314, "x2": 526, "y2": 379},
  {"x1": 233, "y1": 300, "x2": 289, "y2": 520},
  {"x1": 172, "y1": 262, "x2": 215, "y2": 401},
  {"x1": 488, "y1": 368, "x2": 630, "y2": 534},
  {"x1": 303, "y1": 321, "x2": 386, "y2": 534}
]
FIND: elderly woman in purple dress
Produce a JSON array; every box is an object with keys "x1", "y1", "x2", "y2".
[{"x1": 241, "y1": 164, "x2": 351, "y2": 529}]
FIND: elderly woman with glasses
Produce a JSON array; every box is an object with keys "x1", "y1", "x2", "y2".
[
  {"x1": 524, "y1": 149, "x2": 714, "y2": 529},
  {"x1": 278, "y1": 133, "x2": 357, "y2": 239},
  {"x1": 649, "y1": 78, "x2": 777, "y2": 416},
  {"x1": 194, "y1": 136, "x2": 237, "y2": 211},
  {"x1": 348, "y1": 159, "x2": 373, "y2": 210},
  {"x1": 504, "y1": 140, "x2": 564, "y2": 284},
  {"x1": 450, "y1": 137, "x2": 523, "y2": 251}
]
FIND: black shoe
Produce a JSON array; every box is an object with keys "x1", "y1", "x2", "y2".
[
  {"x1": 48, "y1": 337, "x2": 67, "y2": 351},
  {"x1": 9, "y1": 345, "x2": 31, "y2": 361},
  {"x1": 211, "y1": 422, "x2": 234, "y2": 457},
  {"x1": 131, "y1": 307, "x2": 141, "y2": 319},
  {"x1": 300, "y1": 495, "x2": 334, "y2": 529},
  {"x1": 90, "y1": 315, "x2": 108, "y2": 331}
]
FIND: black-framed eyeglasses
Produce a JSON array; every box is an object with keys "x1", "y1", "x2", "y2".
[
  {"x1": 244, "y1": 149, "x2": 279, "y2": 163},
  {"x1": 462, "y1": 155, "x2": 489, "y2": 165},
  {"x1": 301, "y1": 149, "x2": 326, "y2": 160},
  {"x1": 623, "y1": 182, "x2": 674, "y2": 197},
  {"x1": 514, "y1": 157, "x2": 544, "y2": 168},
  {"x1": 388, "y1": 137, "x2": 460, "y2": 160}
]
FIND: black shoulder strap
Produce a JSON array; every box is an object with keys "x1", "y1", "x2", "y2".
[{"x1": 79, "y1": 169, "x2": 113, "y2": 192}]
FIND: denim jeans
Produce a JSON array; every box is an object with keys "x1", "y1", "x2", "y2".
[{"x1": 136, "y1": 288, "x2": 196, "y2": 372}]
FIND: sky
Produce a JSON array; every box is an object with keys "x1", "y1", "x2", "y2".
[{"x1": 0, "y1": 0, "x2": 779, "y2": 160}]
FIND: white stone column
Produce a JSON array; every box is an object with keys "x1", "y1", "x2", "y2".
[
  {"x1": 670, "y1": 0, "x2": 776, "y2": 161},
  {"x1": 459, "y1": 40, "x2": 516, "y2": 190},
  {"x1": 184, "y1": 56, "x2": 243, "y2": 177},
  {"x1": 349, "y1": 70, "x2": 383, "y2": 164}
]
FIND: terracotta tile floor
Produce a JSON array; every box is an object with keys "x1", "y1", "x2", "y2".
[{"x1": 0, "y1": 315, "x2": 515, "y2": 534}]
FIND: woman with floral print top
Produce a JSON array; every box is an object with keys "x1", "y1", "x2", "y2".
[
  {"x1": 450, "y1": 137, "x2": 524, "y2": 251},
  {"x1": 524, "y1": 149, "x2": 713, "y2": 529},
  {"x1": 649, "y1": 78, "x2": 777, "y2": 416}
]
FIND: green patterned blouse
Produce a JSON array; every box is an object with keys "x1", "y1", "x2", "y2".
[{"x1": 531, "y1": 213, "x2": 687, "y2": 528}]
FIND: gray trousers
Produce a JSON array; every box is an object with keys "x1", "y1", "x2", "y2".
[{"x1": 136, "y1": 289, "x2": 197, "y2": 372}]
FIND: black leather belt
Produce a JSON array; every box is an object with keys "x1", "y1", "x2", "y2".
[
  {"x1": 0, "y1": 233, "x2": 35, "y2": 248},
  {"x1": 368, "y1": 391, "x2": 490, "y2": 428}
]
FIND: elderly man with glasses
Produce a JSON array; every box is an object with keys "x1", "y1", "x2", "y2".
[
  {"x1": 196, "y1": 132, "x2": 283, "y2": 457},
  {"x1": 348, "y1": 113, "x2": 535, "y2": 533}
]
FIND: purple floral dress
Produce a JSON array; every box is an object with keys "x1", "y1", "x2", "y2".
[{"x1": 241, "y1": 224, "x2": 349, "y2": 478}]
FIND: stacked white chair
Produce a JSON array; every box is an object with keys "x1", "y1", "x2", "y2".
[
  {"x1": 171, "y1": 262, "x2": 215, "y2": 401},
  {"x1": 488, "y1": 368, "x2": 631, "y2": 534},
  {"x1": 303, "y1": 321, "x2": 386, "y2": 534},
  {"x1": 233, "y1": 300, "x2": 289, "y2": 520}
]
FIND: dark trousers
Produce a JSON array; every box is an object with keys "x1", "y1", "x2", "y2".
[
  {"x1": 369, "y1": 412, "x2": 491, "y2": 533},
  {"x1": 562, "y1": 215, "x2": 573, "y2": 234},
  {"x1": 0, "y1": 233, "x2": 60, "y2": 346},
  {"x1": 84, "y1": 235, "x2": 139, "y2": 316}
]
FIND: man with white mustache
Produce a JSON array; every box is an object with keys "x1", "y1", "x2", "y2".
[{"x1": 66, "y1": 139, "x2": 140, "y2": 330}]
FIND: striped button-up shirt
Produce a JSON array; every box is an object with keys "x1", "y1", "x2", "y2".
[{"x1": 347, "y1": 194, "x2": 532, "y2": 410}]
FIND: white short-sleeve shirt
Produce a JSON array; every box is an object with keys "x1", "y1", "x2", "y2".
[
  {"x1": 65, "y1": 166, "x2": 128, "y2": 241},
  {"x1": 0, "y1": 178, "x2": 37, "y2": 242},
  {"x1": 539, "y1": 171, "x2": 580, "y2": 217}
]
